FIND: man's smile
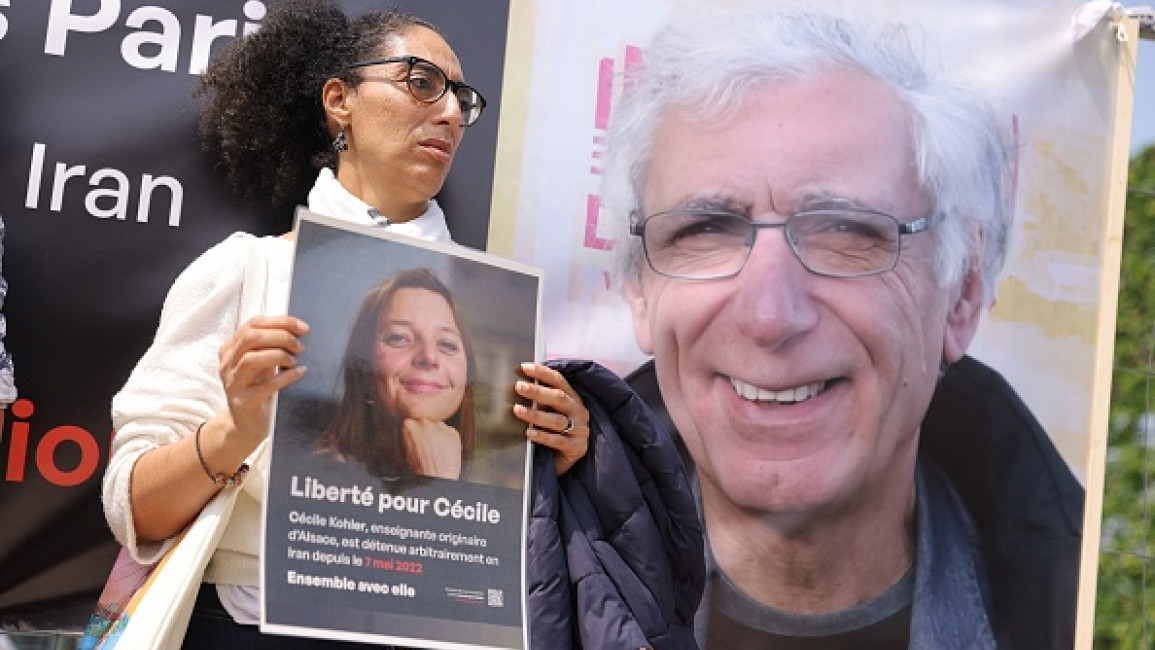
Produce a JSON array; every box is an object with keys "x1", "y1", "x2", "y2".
[{"x1": 729, "y1": 377, "x2": 828, "y2": 404}]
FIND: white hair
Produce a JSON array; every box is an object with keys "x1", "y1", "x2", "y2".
[{"x1": 604, "y1": 6, "x2": 1013, "y2": 304}]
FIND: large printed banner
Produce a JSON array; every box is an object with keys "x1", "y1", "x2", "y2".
[
  {"x1": 488, "y1": 0, "x2": 1133, "y2": 646},
  {"x1": 0, "y1": 0, "x2": 1137, "y2": 645}
]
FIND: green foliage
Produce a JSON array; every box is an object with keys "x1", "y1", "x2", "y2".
[{"x1": 1095, "y1": 143, "x2": 1155, "y2": 647}]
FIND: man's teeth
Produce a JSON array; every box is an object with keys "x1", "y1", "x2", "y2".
[{"x1": 730, "y1": 378, "x2": 827, "y2": 403}]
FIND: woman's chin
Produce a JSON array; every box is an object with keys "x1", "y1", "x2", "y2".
[{"x1": 401, "y1": 405, "x2": 457, "y2": 422}]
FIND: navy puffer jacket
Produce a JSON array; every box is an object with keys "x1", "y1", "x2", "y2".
[{"x1": 527, "y1": 360, "x2": 704, "y2": 649}]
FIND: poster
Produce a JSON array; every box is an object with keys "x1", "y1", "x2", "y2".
[{"x1": 261, "y1": 211, "x2": 540, "y2": 649}]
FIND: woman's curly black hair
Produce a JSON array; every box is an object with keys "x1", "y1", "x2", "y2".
[{"x1": 194, "y1": 0, "x2": 438, "y2": 215}]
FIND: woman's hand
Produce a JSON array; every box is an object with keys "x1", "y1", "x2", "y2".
[
  {"x1": 513, "y1": 362, "x2": 590, "y2": 476},
  {"x1": 402, "y1": 419, "x2": 464, "y2": 479},
  {"x1": 130, "y1": 315, "x2": 309, "y2": 542},
  {"x1": 218, "y1": 315, "x2": 309, "y2": 446}
]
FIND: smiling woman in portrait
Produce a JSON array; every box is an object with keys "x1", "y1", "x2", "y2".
[{"x1": 318, "y1": 268, "x2": 478, "y2": 480}]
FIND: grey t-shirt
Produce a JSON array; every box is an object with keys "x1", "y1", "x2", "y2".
[{"x1": 703, "y1": 557, "x2": 913, "y2": 649}]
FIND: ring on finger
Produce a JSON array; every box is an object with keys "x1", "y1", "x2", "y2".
[{"x1": 561, "y1": 416, "x2": 575, "y2": 435}]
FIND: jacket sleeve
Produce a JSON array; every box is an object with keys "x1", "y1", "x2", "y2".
[
  {"x1": 528, "y1": 359, "x2": 704, "y2": 650},
  {"x1": 526, "y1": 443, "x2": 576, "y2": 647},
  {"x1": 103, "y1": 234, "x2": 254, "y2": 564}
]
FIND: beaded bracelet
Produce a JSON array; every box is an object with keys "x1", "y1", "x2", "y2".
[{"x1": 194, "y1": 422, "x2": 250, "y2": 488}]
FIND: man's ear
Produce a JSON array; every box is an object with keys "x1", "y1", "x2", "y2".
[
  {"x1": 943, "y1": 265, "x2": 985, "y2": 363},
  {"x1": 322, "y1": 78, "x2": 353, "y2": 131},
  {"x1": 624, "y1": 278, "x2": 655, "y2": 355}
]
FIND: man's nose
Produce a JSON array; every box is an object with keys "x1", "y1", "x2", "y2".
[{"x1": 729, "y1": 230, "x2": 820, "y2": 348}]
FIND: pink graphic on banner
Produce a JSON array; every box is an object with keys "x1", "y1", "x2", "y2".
[
  {"x1": 583, "y1": 46, "x2": 642, "y2": 252},
  {"x1": 585, "y1": 195, "x2": 612, "y2": 251}
]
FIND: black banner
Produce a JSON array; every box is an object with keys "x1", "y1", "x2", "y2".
[{"x1": 0, "y1": 0, "x2": 508, "y2": 630}]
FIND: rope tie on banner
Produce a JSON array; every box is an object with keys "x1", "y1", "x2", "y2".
[
  {"x1": 1112, "y1": 6, "x2": 1129, "y2": 42},
  {"x1": 1072, "y1": 1, "x2": 1130, "y2": 42}
]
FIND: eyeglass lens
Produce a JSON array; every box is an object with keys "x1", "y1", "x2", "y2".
[
  {"x1": 406, "y1": 59, "x2": 484, "y2": 126},
  {"x1": 640, "y1": 210, "x2": 907, "y2": 280}
]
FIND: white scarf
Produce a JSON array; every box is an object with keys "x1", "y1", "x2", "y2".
[{"x1": 306, "y1": 167, "x2": 455, "y2": 244}]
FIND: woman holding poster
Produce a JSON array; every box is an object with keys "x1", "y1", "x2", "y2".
[{"x1": 97, "y1": 1, "x2": 589, "y2": 647}]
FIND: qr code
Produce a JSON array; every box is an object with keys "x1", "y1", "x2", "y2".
[{"x1": 487, "y1": 589, "x2": 504, "y2": 607}]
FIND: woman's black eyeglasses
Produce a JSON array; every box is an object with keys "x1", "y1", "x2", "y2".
[{"x1": 347, "y1": 55, "x2": 486, "y2": 127}]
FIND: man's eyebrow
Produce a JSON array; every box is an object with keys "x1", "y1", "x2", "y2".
[
  {"x1": 673, "y1": 194, "x2": 752, "y2": 215},
  {"x1": 795, "y1": 192, "x2": 873, "y2": 212},
  {"x1": 671, "y1": 192, "x2": 879, "y2": 215}
]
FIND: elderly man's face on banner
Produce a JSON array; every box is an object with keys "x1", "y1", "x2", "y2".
[{"x1": 627, "y1": 68, "x2": 984, "y2": 516}]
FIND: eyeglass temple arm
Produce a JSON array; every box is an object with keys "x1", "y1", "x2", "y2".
[
  {"x1": 628, "y1": 212, "x2": 645, "y2": 236},
  {"x1": 899, "y1": 216, "x2": 931, "y2": 235}
]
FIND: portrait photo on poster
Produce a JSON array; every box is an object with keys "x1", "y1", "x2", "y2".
[{"x1": 261, "y1": 209, "x2": 541, "y2": 649}]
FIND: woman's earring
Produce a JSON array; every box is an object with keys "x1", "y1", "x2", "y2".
[{"x1": 331, "y1": 128, "x2": 349, "y2": 153}]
